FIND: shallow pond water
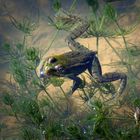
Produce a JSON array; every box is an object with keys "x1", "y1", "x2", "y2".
[{"x1": 0, "y1": 0, "x2": 140, "y2": 139}]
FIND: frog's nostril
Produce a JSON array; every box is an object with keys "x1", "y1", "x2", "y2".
[{"x1": 40, "y1": 71, "x2": 44, "y2": 78}]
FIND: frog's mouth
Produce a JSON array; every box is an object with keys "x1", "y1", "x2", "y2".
[
  {"x1": 40, "y1": 68, "x2": 57, "y2": 78},
  {"x1": 40, "y1": 64, "x2": 64, "y2": 78}
]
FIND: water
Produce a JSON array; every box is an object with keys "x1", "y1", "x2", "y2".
[{"x1": 0, "y1": 0, "x2": 140, "y2": 139}]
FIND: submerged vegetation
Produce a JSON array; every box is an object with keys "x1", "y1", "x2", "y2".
[{"x1": 1, "y1": 0, "x2": 140, "y2": 139}]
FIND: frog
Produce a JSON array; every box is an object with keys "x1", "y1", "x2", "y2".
[{"x1": 40, "y1": 20, "x2": 127, "y2": 97}]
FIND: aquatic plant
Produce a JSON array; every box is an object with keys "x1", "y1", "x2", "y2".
[{"x1": 1, "y1": 0, "x2": 140, "y2": 139}]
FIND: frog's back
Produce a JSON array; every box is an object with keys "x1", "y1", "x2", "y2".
[{"x1": 60, "y1": 51, "x2": 96, "y2": 67}]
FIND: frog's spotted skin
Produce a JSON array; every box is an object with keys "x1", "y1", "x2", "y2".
[
  {"x1": 40, "y1": 19, "x2": 127, "y2": 97},
  {"x1": 66, "y1": 22, "x2": 90, "y2": 52}
]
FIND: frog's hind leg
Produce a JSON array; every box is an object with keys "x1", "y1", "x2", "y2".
[
  {"x1": 99, "y1": 72, "x2": 127, "y2": 95},
  {"x1": 88, "y1": 56, "x2": 127, "y2": 95},
  {"x1": 66, "y1": 22, "x2": 90, "y2": 52}
]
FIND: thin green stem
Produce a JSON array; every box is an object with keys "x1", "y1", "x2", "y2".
[
  {"x1": 81, "y1": 88, "x2": 90, "y2": 102},
  {"x1": 114, "y1": 21, "x2": 136, "y2": 78},
  {"x1": 10, "y1": 104, "x2": 20, "y2": 122},
  {"x1": 43, "y1": 87, "x2": 62, "y2": 113},
  {"x1": 93, "y1": 12, "x2": 99, "y2": 29},
  {"x1": 23, "y1": 35, "x2": 26, "y2": 46},
  {"x1": 104, "y1": 37, "x2": 123, "y2": 61},
  {"x1": 104, "y1": 37, "x2": 135, "y2": 77},
  {"x1": 34, "y1": 69, "x2": 62, "y2": 113},
  {"x1": 99, "y1": 15, "x2": 105, "y2": 30},
  {"x1": 96, "y1": 36, "x2": 99, "y2": 55},
  {"x1": 59, "y1": 86, "x2": 71, "y2": 111},
  {"x1": 115, "y1": 20, "x2": 129, "y2": 51},
  {"x1": 60, "y1": 86, "x2": 66, "y2": 98},
  {"x1": 43, "y1": 88, "x2": 54, "y2": 103},
  {"x1": 44, "y1": 30, "x2": 59, "y2": 55},
  {"x1": 105, "y1": 37, "x2": 136, "y2": 81},
  {"x1": 69, "y1": 0, "x2": 77, "y2": 13}
]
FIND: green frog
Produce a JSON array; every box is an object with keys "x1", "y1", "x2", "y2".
[{"x1": 40, "y1": 21, "x2": 127, "y2": 96}]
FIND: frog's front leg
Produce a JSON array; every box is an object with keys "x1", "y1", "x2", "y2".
[
  {"x1": 67, "y1": 76, "x2": 83, "y2": 96},
  {"x1": 88, "y1": 56, "x2": 127, "y2": 95}
]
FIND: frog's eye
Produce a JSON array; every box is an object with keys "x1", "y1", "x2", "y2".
[
  {"x1": 48, "y1": 57, "x2": 57, "y2": 64},
  {"x1": 54, "y1": 64, "x2": 64, "y2": 72}
]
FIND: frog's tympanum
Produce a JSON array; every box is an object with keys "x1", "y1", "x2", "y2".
[{"x1": 40, "y1": 21, "x2": 127, "y2": 96}]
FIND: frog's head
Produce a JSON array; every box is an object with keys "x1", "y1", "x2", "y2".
[{"x1": 40, "y1": 56, "x2": 64, "y2": 78}]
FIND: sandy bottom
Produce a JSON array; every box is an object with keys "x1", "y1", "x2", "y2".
[{"x1": 1, "y1": 4, "x2": 140, "y2": 137}]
